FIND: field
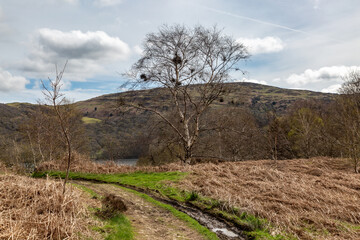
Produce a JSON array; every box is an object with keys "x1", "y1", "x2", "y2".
[
  {"x1": 178, "y1": 158, "x2": 360, "y2": 239},
  {"x1": 36, "y1": 157, "x2": 360, "y2": 239}
]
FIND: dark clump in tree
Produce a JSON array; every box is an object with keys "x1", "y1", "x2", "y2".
[{"x1": 124, "y1": 24, "x2": 249, "y2": 164}]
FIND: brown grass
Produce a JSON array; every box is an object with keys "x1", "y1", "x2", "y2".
[
  {"x1": 37, "y1": 152, "x2": 188, "y2": 174},
  {"x1": 37, "y1": 155, "x2": 360, "y2": 239},
  {"x1": 178, "y1": 157, "x2": 360, "y2": 239},
  {"x1": 0, "y1": 174, "x2": 100, "y2": 240},
  {"x1": 0, "y1": 161, "x2": 7, "y2": 173}
]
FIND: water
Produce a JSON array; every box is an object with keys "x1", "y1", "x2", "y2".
[
  {"x1": 97, "y1": 159, "x2": 138, "y2": 166},
  {"x1": 163, "y1": 199, "x2": 244, "y2": 239},
  {"x1": 212, "y1": 228, "x2": 239, "y2": 238}
]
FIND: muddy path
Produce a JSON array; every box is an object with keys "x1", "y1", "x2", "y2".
[
  {"x1": 75, "y1": 180, "x2": 205, "y2": 240},
  {"x1": 73, "y1": 180, "x2": 245, "y2": 240}
]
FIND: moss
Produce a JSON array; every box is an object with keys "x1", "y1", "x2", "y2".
[{"x1": 92, "y1": 214, "x2": 133, "y2": 240}]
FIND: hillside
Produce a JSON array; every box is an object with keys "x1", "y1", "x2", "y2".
[
  {"x1": 74, "y1": 82, "x2": 334, "y2": 159},
  {"x1": 76, "y1": 82, "x2": 334, "y2": 122},
  {"x1": 0, "y1": 82, "x2": 334, "y2": 160}
]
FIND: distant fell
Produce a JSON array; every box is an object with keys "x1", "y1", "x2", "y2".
[{"x1": 75, "y1": 82, "x2": 334, "y2": 122}]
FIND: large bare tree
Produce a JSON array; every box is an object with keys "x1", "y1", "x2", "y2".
[{"x1": 125, "y1": 25, "x2": 249, "y2": 163}]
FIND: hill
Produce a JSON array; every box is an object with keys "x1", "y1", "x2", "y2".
[
  {"x1": 0, "y1": 82, "x2": 334, "y2": 161},
  {"x1": 76, "y1": 82, "x2": 334, "y2": 122}
]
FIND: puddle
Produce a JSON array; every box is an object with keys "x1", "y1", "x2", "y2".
[
  {"x1": 173, "y1": 203, "x2": 244, "y2": 240},
  {"x1": 213, "y1": 228, "x2": 239, "y2": 238}
]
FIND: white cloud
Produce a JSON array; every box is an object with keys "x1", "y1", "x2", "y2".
[
  {"x1": 0, "y1": 69, "x2": 29, "y2": 92},
  {"x1": 133, "y1": 45, "x2": 143, "y2": 55},
  {"x1": 286, "y1": 65, "x2": 360, "y2": 87},
  {"x1": 234, "y1": 78, "x2": 267, "y2": 85},
  {"x1": 94, "y1": 0, "x2": 123, "y2": 7},
  {"x1": 20, "y1": 28, "x2": 130, "y2": 81},
  {"x1": 37, "y1": 28, "x2": 130, "y2": 61},
  {"x1": 237, "y1": 37, "x2": 284, "y2": 55},
  {"x1": 321, "y1": 84, "x2": 341, "y2": 93}
]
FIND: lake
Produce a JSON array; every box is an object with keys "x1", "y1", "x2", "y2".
[{"x1": 97, "y1": 159, "x2": 138, "y2": 166}]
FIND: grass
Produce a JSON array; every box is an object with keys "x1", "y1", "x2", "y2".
[
  {"x1": 72, "y1": 182, "x2": 100, "y2": 199},
  {"x1": 82, "y1": 117, "x2": 102, "y2": 124},
  {"x1": 72, "y1": 183, "x2": 134, "y2": 240},
  {"x1": 33, "y1": 171, "x2": 188, "y2": 201},
  {"x1": 32, "y1": 157, "x2": 360, "y2": 239},
  {"x1": 33, "y1": 170, "x2": 285, "y2": 239},
  {"x1": 90, "y1": 211, "x2": 133, "y2": 240},
  {"x1": 6, "y1": 102, "x2": 32, "y2": 108},
  {"x1": 99, "y1": 214, "x2": 133, "y2": 240}
]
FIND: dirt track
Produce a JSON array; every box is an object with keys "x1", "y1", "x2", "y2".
[{"x1": 74, "y1": 181, "x2": 206, "y2": 240}]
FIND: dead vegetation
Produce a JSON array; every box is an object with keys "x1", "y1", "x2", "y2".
[
  {"x1": 37, "y1": 156, "x2": 360, "y2": 239},
  {"x1": 0, "y1": 174, "x2": 100, "y2": 240},
  {"x1": 37, "y1": 152, "x2": 189, "y2": 174},
  {"x1": 97, "y1": 193, "x2": 127, "y2": 219},
  {"x1": 178, "y1": 157, "x2": 360, "y2": 239},
  {"x1": 0, "y1": 161, "x2": 7, "y2": 173}
]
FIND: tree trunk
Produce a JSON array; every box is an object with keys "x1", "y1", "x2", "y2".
[
  {"x1": 184, "y1": 145, "x2": 192, "y2": 165},
  {"x1": 354, "y1": 156, "x2": 359, "y2": 174},
  {"x1": 63, "y1": 143, "x2": 71, "y2": 194},
  {"x1": 26, "y1": 131, "x2": 37, "y2": 170},
  {"x1": 355, "y1": 163, "x2": 358, "y2": 174},
  {"x1": 274, "y1": 135, "x2": 278, "y2": 161}
]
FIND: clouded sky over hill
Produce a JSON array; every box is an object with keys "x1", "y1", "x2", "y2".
[{"x1": 0, "y1": 0, "x2": 359, "y2": 103}]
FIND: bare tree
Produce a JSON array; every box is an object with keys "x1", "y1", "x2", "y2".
[
  {"x1": 196, "y1": 107, "x2": 265, "y2": 161},
  {"x1": 41, "y1": 62, "x2": 73, "y2": 193},
  {"x1": 22, "y1": 106, "x2": 62, "y2": 166},
  {"x1": 338, "y1": 71, "x2": 360, "y2": 173},
  {"x1": 266, "y1": 112, "x2": 280, "y2": 161},
  {"x1": 287, "y1": 107, "x2": 324, "y2": 158},
  {"x1": 124, "y1": 25, "x2": 249, "y2": 164}
]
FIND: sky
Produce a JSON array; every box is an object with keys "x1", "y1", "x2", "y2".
[{"x1": 0, "y1": 0, "x2": 359, "y2": 103}]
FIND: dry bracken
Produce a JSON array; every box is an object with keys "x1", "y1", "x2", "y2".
[
  {"x1": 178, "y1": 157, "x2": 360, "y2": 240},
  {"x1": 0, "y1": 174, "x2": 99, "y2": 240},
  {"x1": 38, "y1": 156, "x2": 360, "y2": 239},
  {"x1": 37, "y1": 152, "x2": 189, "y2": 174}
]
